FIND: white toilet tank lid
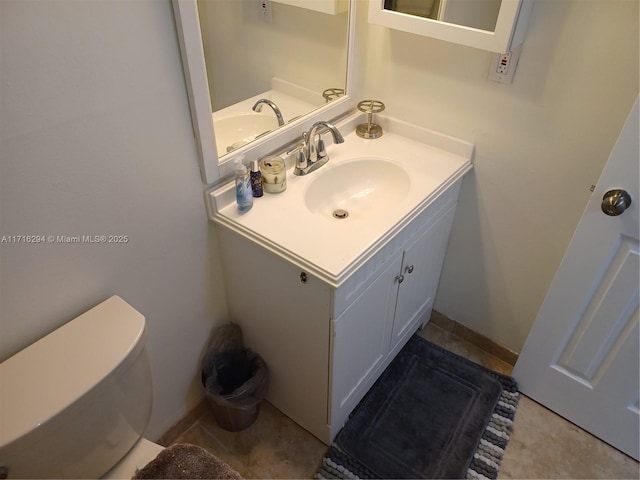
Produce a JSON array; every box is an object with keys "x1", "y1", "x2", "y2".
[{"x1": 0, "y1": 295, "x2": 146, "y2": 448}]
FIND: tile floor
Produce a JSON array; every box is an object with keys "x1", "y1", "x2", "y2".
[{"x1": 162, "y1": 322, "x2": 639, "y2": 479}]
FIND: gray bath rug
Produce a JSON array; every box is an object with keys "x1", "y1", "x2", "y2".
[{"x1": 316, "y1": 335, "x2": 519, "y2": 479}]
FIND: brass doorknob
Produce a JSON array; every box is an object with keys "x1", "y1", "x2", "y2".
[{"x1": 601, "y1": 189, "x2": 632, "y2": 216}]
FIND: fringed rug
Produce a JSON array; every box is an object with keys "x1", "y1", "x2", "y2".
[{"x1": 316, "y1": 335, "x2": 519, "y2": 479}]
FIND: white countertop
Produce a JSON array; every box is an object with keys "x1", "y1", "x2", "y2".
[{"x1": 207, "y1": 113, "x2": 474, "y2": 287}]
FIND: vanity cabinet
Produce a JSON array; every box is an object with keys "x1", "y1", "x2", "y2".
[
  {"x1": 216, "y1": 181, "x2": 461, "y2": 444},
  {"x1": 330, "y1": 203, "x2": 457, "y2": 437}
]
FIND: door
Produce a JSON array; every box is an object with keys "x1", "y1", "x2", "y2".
[
  {"x1": 513, "y1": 98, "x2": 639, "y2": 460},
  {"x1": 390, "y1": 205, "x2": 457, "y2": 353},
  {"x1": 330, "y1": 254, "x2": 402, "y2": 439}
]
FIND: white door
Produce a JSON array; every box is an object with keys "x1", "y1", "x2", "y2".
[{"x1": 513, "y1": 98, "x2": 639, "y2": 460}]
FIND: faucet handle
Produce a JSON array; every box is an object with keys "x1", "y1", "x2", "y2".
[
  {"x1": 287, "y1": 132, "x2": 309, "y2": 170},
  {"x1": 290, "y1": 148, "x2": 308, "y2": 170}
]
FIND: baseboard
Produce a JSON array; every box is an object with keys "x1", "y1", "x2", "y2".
[
  {"x1": 430, "y1": 310, "x2": 519, "y2": 366},
  {"x1": 156, "y1": 399, "x2": 208, "y2": 447}
]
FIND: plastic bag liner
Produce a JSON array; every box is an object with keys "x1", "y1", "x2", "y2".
[{"x1": 201, "y1": 323, "x2": 269, "y2": 431}]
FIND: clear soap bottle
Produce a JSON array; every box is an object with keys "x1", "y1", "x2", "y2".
[{"x1": 235, "y1": 157, "x2": 253, "y2": 213}]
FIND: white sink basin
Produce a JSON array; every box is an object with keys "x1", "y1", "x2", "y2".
[
  {"x1": 214, "y1": 114, "x2": 280, "y2": 156},
  {"x1": 206, "y1": 113, "x2": 474, "y2": 286},
  {"x1": 304, "y1": 158, "x2": 411, "y2": 219}
]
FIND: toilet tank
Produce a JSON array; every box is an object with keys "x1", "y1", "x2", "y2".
[{"x1": 0, "y1": 296, "x2": 153, "y2": 479}]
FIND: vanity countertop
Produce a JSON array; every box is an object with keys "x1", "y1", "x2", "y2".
[{"x1": 206, "y1": 113, "x2": 474, "y2": 287}]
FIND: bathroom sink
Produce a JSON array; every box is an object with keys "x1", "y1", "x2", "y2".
[
  {"x1": 214, "y1": 114, "x2": 280, "y2": 155},
  {"x1": 304, "y1": 158, "x2": 411, "y2": 219},
  {"x1": 206, "y1": 113, "x2": 474, "y2": 285}
]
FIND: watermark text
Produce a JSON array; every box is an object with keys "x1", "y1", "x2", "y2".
[{"x1": 1, "y1": 234, "x2": 130, "y2": 244}]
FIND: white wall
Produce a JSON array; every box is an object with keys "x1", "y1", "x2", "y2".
[
  {"x1": 360, "y1": 0, "x2": 639, "y2": 351},
  {"x1": 0, "y1": 0, "x2": 229, "y2": 440},
  {"x1": 198, "y1": 0, "x2": 348, "y2": 110}
]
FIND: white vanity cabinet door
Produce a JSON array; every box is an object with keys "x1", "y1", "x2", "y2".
[
  {"x1": 390, "y1": 204, "x2": 457, "y2": 354},
  {"x1": 330, "y1": 254, "x2": 402, "y2": 437}
]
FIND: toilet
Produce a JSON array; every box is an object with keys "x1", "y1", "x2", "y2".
[{"x1": 0, "y1": 296, "x2": 165, "y2": 479}]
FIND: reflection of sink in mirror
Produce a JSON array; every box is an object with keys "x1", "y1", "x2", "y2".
[
  {"x1": 304, "y1": 158, "x2": 411, "y2": 219},
  {"x1": 211, "y1": 80, "x2": 326, "y2": 157},
  {"x1": 213, "y1": 114, "x2": 280, "y2": 156},
  {"x1": 197, "y1": 0, "x2": 350, "y2": 162}
]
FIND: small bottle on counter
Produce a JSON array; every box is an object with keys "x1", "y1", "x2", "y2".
[
  {"x1": 234, "y1": 157, "x2": 253, "y2": 213},
  {"x1": 250, "y1": 159, "x2": 263, "y2": 197}
]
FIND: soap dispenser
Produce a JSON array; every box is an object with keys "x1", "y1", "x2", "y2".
[{"x1": 235, "y1": 156, "x2": 253, "y2": 213}]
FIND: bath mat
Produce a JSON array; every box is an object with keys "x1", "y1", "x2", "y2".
[
  {"x1": 316, "y1": 335, "x2": 519, "y2": 479},
  {"x1": 132, "y1": 443, "x2": 243, "y2": 479}
]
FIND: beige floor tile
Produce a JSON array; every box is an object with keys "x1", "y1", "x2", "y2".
[
  {"x1": 167, "y1": 321, "x2": 639, "y2": 479},
  {"x1": 501, "y1": 395, "x2": 639, "y2": 479},
  {"x1": 419, "y1": 322, "x2": 514, "y2": 375},
  {"x1": 173, "y1": 401, "x2": 326, "y2": 479},
  {"x1": 421, "y1": 323, "x2": 639, "y2": 479},
  {"x1": 174, "y1": 423, "x2": 259, "y2": 478}
]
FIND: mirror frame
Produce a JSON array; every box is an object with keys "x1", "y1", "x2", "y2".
[
  {"x1": 173, "y1": 0, "x2": 357, "y2": 184},
  {"x1": 368, "y1": 0, "x2": 533, "y2": 53}
]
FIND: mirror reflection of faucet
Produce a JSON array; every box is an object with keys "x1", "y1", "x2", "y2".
[
  {"x1": 288, "y1": 121, "x2": 344, "y2": 176},
  {"x1": 252, "y1": 99, "x2": 285, "y2": 126}
]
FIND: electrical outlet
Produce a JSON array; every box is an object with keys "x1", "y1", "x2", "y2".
[
  {"x1": 488, "y1": 44, "x2": 522, "y2": 84},
  {"x1": 497, "y1": 52, "x2": 511, "y2": 74},
  {"x1": 259, "y1": 0, "x2": 272, "y2": 23}
]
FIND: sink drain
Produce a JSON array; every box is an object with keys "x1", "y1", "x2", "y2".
[{"x1": 333, "y1": 209, "x2": 349, "y2": 219}]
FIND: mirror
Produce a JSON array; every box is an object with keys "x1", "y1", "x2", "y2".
[
  {"x1": 368, "y1": 0, "x2": 533, "y2": 53},
  {"x1": 173, "y1": 0, "x2": 356, "y2": 184},
  {"x1": 384, "y1": 0, "x2": 502, "y2": 31}
]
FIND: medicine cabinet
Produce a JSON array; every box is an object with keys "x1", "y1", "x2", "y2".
[{"x1": 368, "y1": 0, "x2": 534, "y2": 53}]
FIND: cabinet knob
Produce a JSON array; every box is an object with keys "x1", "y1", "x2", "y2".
[
  {"x1": 405, "y1": 265, "x2": 414, "y2": 274},
  {"x1": 395, "y1": 274, "x2": 405, "y2": 284}
]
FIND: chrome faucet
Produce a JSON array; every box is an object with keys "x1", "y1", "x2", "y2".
[
  {"x1": 290, "y1": 121, "x2": 344, "y2": 176},
  {"x1": 252, "y1": 99, "x2": 285, "y2": 126}
]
